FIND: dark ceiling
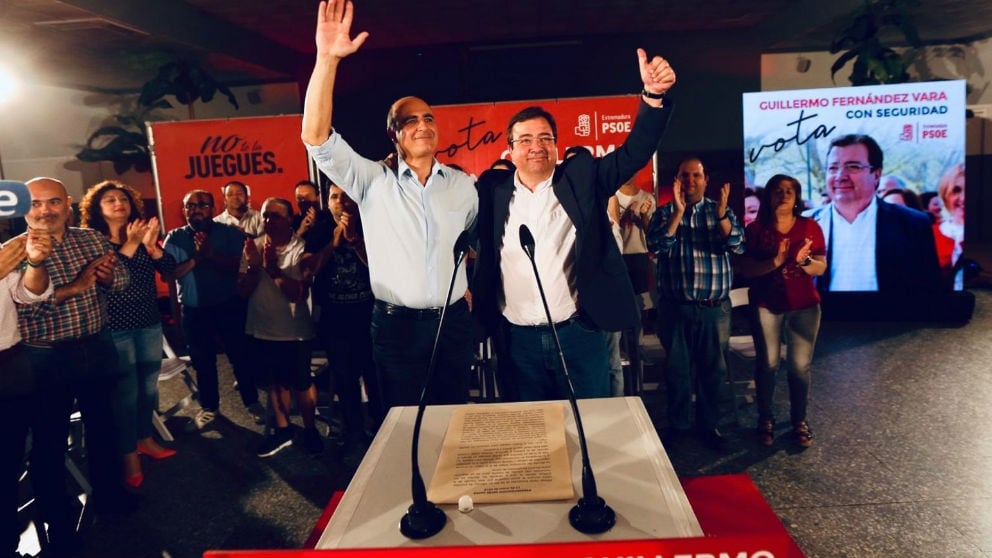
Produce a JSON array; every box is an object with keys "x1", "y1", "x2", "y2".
[{"x1": 1, "y1": 0, "x2": 991, "y2": 93}]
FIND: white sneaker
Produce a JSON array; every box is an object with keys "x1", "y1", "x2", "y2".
[{"x1": 194, "y1": 409, "x2": 217, "y2": 430}]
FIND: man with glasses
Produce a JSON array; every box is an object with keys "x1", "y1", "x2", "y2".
[
  {"x1": 805, "y1": 134, "x2": 940, "y2": 295},
  {"x1": 472, "y1": 50, "x2": 676, "y2": 402},
  {"x1": 163, "y1": 190, "x2": 264, "y2": 430},
  {"x1": 301, "y1": 0, "x2": 477, "y2": 411}
]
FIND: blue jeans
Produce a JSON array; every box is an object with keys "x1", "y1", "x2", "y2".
[
  {"x1": 111, "y1": 324, "x2": 163, "y2": 453},
  {"x1": 751, "y1": 304, "x2": 821, "y2": 425},
  {"x1": 656, "y1": 299, "x2": 731, "y2": 431},
  {"x1": 504, "y1": 315, "x2": 610, "y2": 401},
  {"x1": 606, "y1": 330, "x2": 624, "y2": 397}
]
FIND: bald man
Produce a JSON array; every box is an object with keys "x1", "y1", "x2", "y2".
[
  {"x1": 16, "y1": 177, "x2": 132, "y2": 551},
  {"x1": 301, "y1": 1, "x2": 477, "y2": 413}
]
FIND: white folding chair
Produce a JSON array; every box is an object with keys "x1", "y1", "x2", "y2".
[{"x1": 153, "y1": 335, "x2": 199, "y2": 442}]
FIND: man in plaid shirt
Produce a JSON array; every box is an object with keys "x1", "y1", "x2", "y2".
[
  {"x1": 647, "y1": 158, "x2": 744, "y2": 452},
  {"x1": 16, "y1": 177, "x2": 131, "y2": 554}
]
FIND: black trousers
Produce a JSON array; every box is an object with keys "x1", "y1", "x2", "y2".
[
  {"x1": 370, "y1": 299, "x2": 475, "y2": 412},
  {"x1": 24, "y1": 331, "x2": 122, "y2": 546}
]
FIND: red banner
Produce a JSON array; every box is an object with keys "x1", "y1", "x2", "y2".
[
  {"x1": 148, "y1": 115, "x2": 310, "y2": 231},
  {"x1": 432, "y1": 95, "x2": 654, "y2": 192}
]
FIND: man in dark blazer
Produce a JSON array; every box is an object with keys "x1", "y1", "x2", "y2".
[
  {"x1": 472, "y1": 48, "x2": 675, "y2": 402},
  {"x1": 805, "y1": 134, "x2": 942, "y2": 297}
]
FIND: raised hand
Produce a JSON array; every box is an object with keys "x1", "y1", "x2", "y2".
[
  {"x1": 93, "y1": 252, "x2": 118, "y2": 285},
  {"x1": 193, "y1": 230, "x2": 211, "y2": 259},
  {"x1": 297, "y1": 206, "x2": 317, "y2": 237},
  {"x1": 0, "y1": 236, "x2": 27, "y2": 279},
  {"x1": 718, "y1": 182, "x2": 730, "y2": 217},
  {"x1": 339, "y1": 211, "x2": 360, "y2": 242},
  {"x1": 243, "y1": 237, "x2": 263, "y2": 268},
  {"x1": 639, "y1": 198, "x2": 653, "y2": 216},
  {"x1": 315, "y1": 0, "x2": 369, "y2": 59},
  {"x1": 262, "y1": 238, "x2": 279, "y2": 272},
  {"x1": 124, "y1": 219, "x2": 148, "y2": 249},
  {"x1": 25, "y1": 229, "x2": 53, "y2": 266},
  {"x1": 142, "y1": 217, "x2": 162, "y2": 252},
  {"x1": 795, "y1": 238, "x2": 814, "y2": 264},
  {"x1": 637, "y1": 49, "x2": 676, "y2": 96},
  {"x1": 773, "y1": 238, "x2": 791, "y2": 268},
  {"x1": 672, "y1": 178, "x2": 686, "y2": 214}
]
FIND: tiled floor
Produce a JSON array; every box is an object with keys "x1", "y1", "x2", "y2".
[
  {"x1": 646, "y1": 288, "x2": 992, "y2": 557},
  {"x1": 17, "y1": 289, "x2": 992, "y2": 557}
]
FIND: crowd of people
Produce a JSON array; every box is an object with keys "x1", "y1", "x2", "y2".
[{"x1": 0, "y1": 1, "x2": 969, "y2": 556}]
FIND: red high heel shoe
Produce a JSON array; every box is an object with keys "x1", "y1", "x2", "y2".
[
  {"x1": 137, "y1": 442, "x2": 177, "y2": 460},
  {"x1": 125, "y1": 473, "x2": 144, "y2": 488}
]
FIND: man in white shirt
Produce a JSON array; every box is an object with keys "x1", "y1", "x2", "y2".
[
  {"x1": 214, "y1": 180, "x2": 264, "y2": 237},
  {"x1": 237, "y1": 197, "x2": 320, "y2": 457},
  {"x1": 804, "y1": 134, "x2": 940, "y2": 296},
  {"x1": 473, "y1": 51, "x2": 676, "y2": 401}
]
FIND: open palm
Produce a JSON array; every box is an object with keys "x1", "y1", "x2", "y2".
[{"x1": 315, "y1": 0, "x2": 369, "y2": 58}]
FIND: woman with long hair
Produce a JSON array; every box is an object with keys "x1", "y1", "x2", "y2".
[
  {"x1": 79, "y1": 180, "x2": 177, "y2": 487},
  {"x1": 736, "y1": 175, "x2": 827, "y2": 448}
]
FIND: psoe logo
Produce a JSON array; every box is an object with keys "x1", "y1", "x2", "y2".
[
  {"x1": 899, "y1": 124, "x2": 914, "y2": 142},
  {"x1": 921, "y1": 124, "x2": 948, "y2": 140},
  {"x1": 575, "y1": 114, "x2": 591, "y2": 137}
]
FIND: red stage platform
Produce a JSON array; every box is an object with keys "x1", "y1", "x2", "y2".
[{"x1": 207, "y1": 473, "x2": 805, "y2": 558}]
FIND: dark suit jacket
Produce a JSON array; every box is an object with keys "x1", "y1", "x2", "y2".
[
  {"x1": 473, "y1": 99, "x2": 673, "y2": 336},
  {"x1": 808, "y1": 199, "x2": 943, "y2": 295}
]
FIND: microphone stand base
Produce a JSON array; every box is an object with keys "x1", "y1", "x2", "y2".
[
  {"x1": 569, "y1": 497, "x2": 616, "y2": 534},
  {"x1": 400, "y1": 502, "x2": 447, "y2": 539}
]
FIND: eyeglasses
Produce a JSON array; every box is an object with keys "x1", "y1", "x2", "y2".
[
  {"x1": 184, "y1": 202, "x2": 213, "y2": 210},
  {"x1": 826, "y1": 163, "x2": 873, "y2": 175},
  {"x1": 510, "y1": 135, "x2": 556, "y2": 148}
]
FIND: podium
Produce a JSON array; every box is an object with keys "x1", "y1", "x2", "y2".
[
  {"x1": 204, "y1": 397, "x2": 800, "y2": 558},
  {"x1": 317, "y1": 397, "x2": 700, "y2": 548}
]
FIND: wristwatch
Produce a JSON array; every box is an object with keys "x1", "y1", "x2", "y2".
[{"x1": 799, "y1": 255, "x2": 813, "y2": 267}]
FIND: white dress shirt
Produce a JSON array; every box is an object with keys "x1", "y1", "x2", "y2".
[
  {"x1": 2, "y1": 268, "x2": 54, "y2": 351},
  {"x1": 827, "y1": 196, "x2": 879, "y2": 291},
  {"x1": 214, "y1": 208, "x2": 264, "y2": 237},
  {"x1": 500, "y1": 174, "x2": 578, "y2": 326}
]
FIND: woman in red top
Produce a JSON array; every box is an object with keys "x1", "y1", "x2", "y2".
[{"x1": 737, "y1": 175, "x2": 827, "y2": 448}]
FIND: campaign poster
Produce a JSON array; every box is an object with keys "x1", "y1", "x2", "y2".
[
  {"x1": 743, "y1": 80, "x2": 966, "y2": 291},
  {"x1": 431, "y1": 95, "x2": 655, "y2": 192},
  {"x1": 149, "y1": 115, "x2": 310, "y2": 231}
]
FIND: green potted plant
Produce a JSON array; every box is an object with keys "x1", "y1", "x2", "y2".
[
  {"x1": 76, "y1": 58, "x2": 239, "y2": 174},
  {"x1": 830, "y1": 0, "x2": 923, "y2": 85}
]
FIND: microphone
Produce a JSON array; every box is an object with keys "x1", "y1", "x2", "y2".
[
  {"x1": 518, "y1": 224, "x2": 616, "y2": 534},
  {"x1": 400, "y1": 229, "x2": 471, "y2": 539},
  {"x1": 0, "y1": 181, "x2": 31, "y2": 219}
]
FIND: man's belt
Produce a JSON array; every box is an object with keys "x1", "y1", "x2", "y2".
[
  {"x1": 679, "y1": 299, "x2": 726, "y2": 308},
  {"x1": 374, "y1": 299, "x2": 464, "y2": 320},
  {"x1": 509, "y1": 314, "x2": 579, "y2": 330},
  {"x1": 22, "y1": 331, "x2": 103, "y2": 349}
]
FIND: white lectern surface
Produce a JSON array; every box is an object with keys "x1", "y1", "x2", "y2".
[{"x1": 317, "y1": 396, "x2": 702, "y2": 548}]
